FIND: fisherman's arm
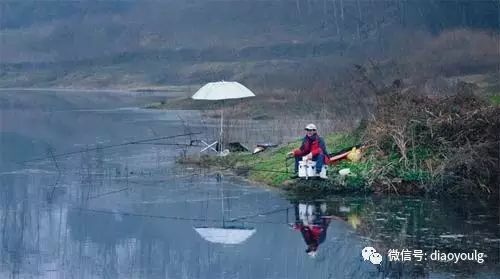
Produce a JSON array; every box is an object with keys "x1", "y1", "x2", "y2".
[{"x1": 288, "y1": 138, "x2": 307, "y2": 157}]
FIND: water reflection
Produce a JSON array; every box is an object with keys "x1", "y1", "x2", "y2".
[
  {"x1": 291, "y1": 202, "x2": 336, "y2": 257},
  {"x1": 287, "y1": 193, "x2": 499, "y2": 278},
  {"x1": 2, "y1": 159, "x2": 499, "y2": 278}
]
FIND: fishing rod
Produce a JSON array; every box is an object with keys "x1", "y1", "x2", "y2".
[
  {"x1": 130, "y1": 142, "x2": 202, "y2": 147},
  {"x1": 18, "y1": 132, "x2": 201, "y2": 164}
]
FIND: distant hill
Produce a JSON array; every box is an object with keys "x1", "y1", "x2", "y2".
[{"x1": 0, "y1": 1, "x2": 498, "y2": 87}]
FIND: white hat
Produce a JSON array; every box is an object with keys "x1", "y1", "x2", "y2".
[{"x1": 305, "y1": 124, "x2": 317, "y2": 131}]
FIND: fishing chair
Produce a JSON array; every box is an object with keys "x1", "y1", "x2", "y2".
[
  {"x1": 200, "y1": 140, "x2": 218, "y2": 153},
  {"x1": 198, "y1": 117, "x2": 220, "y2": 154}
]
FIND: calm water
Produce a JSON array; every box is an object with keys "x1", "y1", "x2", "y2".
[{"x1": 0, "y1": 90, "x2": 498, "y2": 279}]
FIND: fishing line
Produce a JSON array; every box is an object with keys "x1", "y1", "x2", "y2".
[
  {"x1": 29, "y1": 156, "x2": 304, "y2": 180},
  {"x1": 219, "y1": 164, "x2": 292, "y2": 175},
  {"x1": 229, "y1": 206, "x2": 294, "y2": 222},
  {"x1": 18, "y1": 132, "x2": 201, "y2": 164},
  {"x1": 87, "y1": 187, "x2": 130, "y2": 200},
  {"x1": 73, "y1": 207, "x2": 292, "y2": 225}
]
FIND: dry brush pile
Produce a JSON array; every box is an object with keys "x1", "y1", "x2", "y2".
[{"x1": 366, "y1": 88, "x2": 499, "y2": 194}]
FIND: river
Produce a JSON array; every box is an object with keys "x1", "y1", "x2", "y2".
[{"x1": 0, "y1": 89, "x2": 498, "y2": 278}]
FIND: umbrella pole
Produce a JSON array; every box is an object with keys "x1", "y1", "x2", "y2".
[{"x1": 220, "y1": 101, "x2": 224, "y2": 153}]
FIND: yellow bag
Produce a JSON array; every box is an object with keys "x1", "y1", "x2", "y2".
[{"x1": 347, "y1": 147, "x2": 361, "y2": 162}]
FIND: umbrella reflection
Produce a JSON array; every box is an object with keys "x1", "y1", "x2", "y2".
[
  {"x1": 194, "y1": 227, "x2": 256, "y2": 245},
  {"x1": 194, "y1": 174, "x2": 256, "y2": 245}
]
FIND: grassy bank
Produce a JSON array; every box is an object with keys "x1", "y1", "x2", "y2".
[
  {"x1": 177, "y1": 130, "x2": 425, "y2": 194},
  {"x1": 178, "y1": 91, "x2": 499, "y2": 196},
  {"x1": 179, "y1": 132, "x2": 363, "y2": 191}
]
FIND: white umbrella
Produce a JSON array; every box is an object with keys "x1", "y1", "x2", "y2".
[
  {"x1": 194, "y1": 227, "x2": 256, "y2": 245},
  {"x1": 191, "y1": 81, "x2": 256, "y2": 153},
  {"x1": 192, "y1": 81, "x2": 255, "y2": 100}
]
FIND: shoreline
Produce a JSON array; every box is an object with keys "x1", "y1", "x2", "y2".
[
  {"x1": 0, "y1": 85, "x2": 197, "y2": 95},
  {"x1": 0, "y1": 87, "x2": 132, "y2": 93},
  {"x1": 178, "y1": 154, "x2": 498, "y2": 200}
]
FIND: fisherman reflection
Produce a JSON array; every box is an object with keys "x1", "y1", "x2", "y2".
[{"x1": 290, "y1": 202, "x2": 346, "y2": 258}]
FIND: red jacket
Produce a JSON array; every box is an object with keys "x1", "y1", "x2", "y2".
[
  {"x1": 293, "y1": 134, "x2": 329, "y2": 161},
  {"x1": 293, "y1": 220, "x2": 331, "y2": 247}
]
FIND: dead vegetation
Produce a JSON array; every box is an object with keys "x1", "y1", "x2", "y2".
[{"x1": 366, "y1": 87, "x2": 499, "y2": 194}]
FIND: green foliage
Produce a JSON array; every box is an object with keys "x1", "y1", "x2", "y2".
[
  {"x1": 399, "y1": 169, "x2": 431, "y2": 182},
  {"x1": 324, "y1": 132, "x2": 362, "y2": 155},
  {"x1": 490, "y1": 94, "x2": 500, "y2": 105},
  {"x1": 408, "y1": 146, "x2": 434, "y2": 161}
]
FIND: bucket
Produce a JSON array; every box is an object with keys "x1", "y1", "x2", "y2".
[
  {"x1": 298, "y1": 160, "x2": 327, "y2": 178},
  {"x1": 306, "y1": 161, "x2": 317, "y2": 177}
]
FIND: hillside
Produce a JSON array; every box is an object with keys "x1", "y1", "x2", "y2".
[{"x1": 0, "y1": 1, "x2": 498, "y2": 90}]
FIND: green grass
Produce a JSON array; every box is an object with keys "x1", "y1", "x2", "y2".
[
  {"x1": 490, "y1": 94, "x2": 500, "y2": 105},
  {"x1": 240, "y1": 142, "x2": 298, "y2": 186}
]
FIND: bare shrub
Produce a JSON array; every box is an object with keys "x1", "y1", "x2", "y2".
[{"x1": 367, "y1": 88, "x2": 499, "y2": 193}]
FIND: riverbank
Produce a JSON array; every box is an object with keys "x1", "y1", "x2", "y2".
[
  {"x1": 178, "y1": 91, "x2": 499, "y2": 197},
  {"x1": 177, "y1": 131, "x2": 427, "y2": 195},
  {"x1": 0, "y1": 84, "x2": 196, "y2": 95},
  {"x1": 178, "y1": 131, "x2": 374, "y2": 193}
]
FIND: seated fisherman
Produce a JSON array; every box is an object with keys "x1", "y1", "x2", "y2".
[{"x1": 287, "y1": 124, "x2": 329, "y2": 179}]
